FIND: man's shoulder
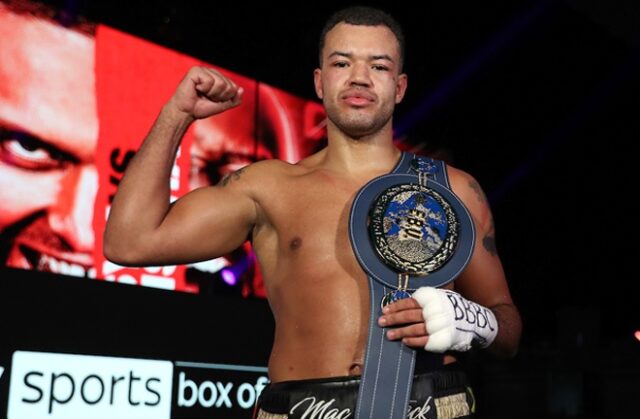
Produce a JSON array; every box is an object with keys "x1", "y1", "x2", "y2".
[
  {"x1": 243, "y1": 158, "x2": 304, "y2": 178},
  {"x1": 249, "y1": 151, "x2": 326, "y2": 175},
  {"x1": 445, "y1": 164, "x2": 475, "y2": 190},
  {"x1": 236, "y1": 149, "x2": 327, "y2": 189},
  {"x1": 444, "y1": 163, "x2": 492, "y2": 225},
  {"x1": 228, "y1": 159, "x2": 307, "y2": 190}
]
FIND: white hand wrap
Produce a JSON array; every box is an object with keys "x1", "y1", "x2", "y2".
[{"x1": 412, "y1": 287, "x2": 498, "y2": 353}]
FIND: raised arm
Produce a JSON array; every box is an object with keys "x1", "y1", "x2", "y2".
[{"x1": 103, "y1": 67, "x2": 255, "y2": 267}]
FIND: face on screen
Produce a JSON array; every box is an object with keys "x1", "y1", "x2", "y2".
[
  {"x1": 191, "y1": 109, "x2": 272, "y2": 189},
  {"x1": 188, "y1": 84, "x2": 305, "y2": 293},
  {"x1": 0, "y1": 4, "x2": 315, "y2": 293},
  {"x1": 190, "y1": 83, "x2": 307, "y2": 189},
  {"x1": 0, "y1": 7, "x2": 99, "y2": 277}
]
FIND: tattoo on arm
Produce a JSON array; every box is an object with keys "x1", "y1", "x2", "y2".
[
  {"x1": 483, "y1": 219, "x2": 497, "y2": 256},
  {"x1": 219, "y1": 166, "x2": 247, "y2": 187},
  {"x1": 469, "y1": 179, "x2": 488, "y2": 205},
  {"x1": 483, "y1": 234, "x2": 497, "y2": 256},
  {"x1": 469, "y1": 180, "x2": 498, "y2": 256}
]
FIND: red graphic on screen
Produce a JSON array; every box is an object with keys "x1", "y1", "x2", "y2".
[
  {"x1": 0, "y1": 1, "x2": 326, "y2": 296},
  {"x1": 0, "y1": 4, "x2": 99, "y2": 280}
]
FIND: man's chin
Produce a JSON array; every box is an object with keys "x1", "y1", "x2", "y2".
[
  {"x1": 345, "y1": 127, "x2": 380, "y2": 140},
  {"x1": 5, "y1": 242, "x2": 96, "y2": 279},
  {"x1": 334, "y1": 116, "x2": 386, "y2": 139}
]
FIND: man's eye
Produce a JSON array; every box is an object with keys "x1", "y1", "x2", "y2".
[
  {"x1": 0, "y1": 133, "x2": 67, "y2": 170},
  {"x1": 217, "y1": 153, "x2": 254, "y2": 179},
  {"x1": 218, "y1": 162, "x2": 250, "y2": 178},
  {"x1": 372, "y1": 65, "x2": 389, "y2": 71},
  {"x1": 193, "y1": 154, "x2": 254, "y2": 185},
  {"x1": 333, "y1": 61, "x2": 349, "y2": 68}
]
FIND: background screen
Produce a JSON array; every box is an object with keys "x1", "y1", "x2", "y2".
[{"x1": 0, "y1": 1, "x2": 327, "y2": 297}]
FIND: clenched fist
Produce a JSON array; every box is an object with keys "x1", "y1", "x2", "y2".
[{"x1": 168, "y1": 66, "x2": 244, "y2": 120}]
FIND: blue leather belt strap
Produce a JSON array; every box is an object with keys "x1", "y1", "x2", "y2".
[{"x1": 350, "y1": 152, "x2": 455, "y2": 419}]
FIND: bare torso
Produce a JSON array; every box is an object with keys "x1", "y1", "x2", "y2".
[
  {"x1": 103, "y1": 54, "x2": 518, "y2": 383},
  {"x1": 246, "y1": 150, "x2": 453, "y2": 382}
]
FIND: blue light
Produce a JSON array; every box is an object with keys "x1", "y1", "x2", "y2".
[{"x1": 221, "y1": 268, "x2": 237, "y2": 285}]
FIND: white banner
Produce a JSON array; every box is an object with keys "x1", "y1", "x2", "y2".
[{"x1": 8, "y1": 351, "x2": 173, "y2": 419}]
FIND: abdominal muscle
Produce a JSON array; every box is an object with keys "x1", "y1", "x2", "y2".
[
  {"x1": 249, "y1": 159, "x2": 455, "y2": 383},
  {"x1": 264, "y1": 256, "x2": 371, "y2": 383},
  {"x1": 262, "y1": 254, "x2": 458, "y2": 383}
]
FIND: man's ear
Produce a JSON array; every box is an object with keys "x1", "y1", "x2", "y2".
[
  {"x1": 395, "y1": 73, "x2": 408, "y2": 104},
  {"x1": 313, "y1": 68, "x2": 323, "y2": 100}
]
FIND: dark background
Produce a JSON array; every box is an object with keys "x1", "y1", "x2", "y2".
[{"x1": 2, "y1": 0, "x2": 639, "y2": 417}]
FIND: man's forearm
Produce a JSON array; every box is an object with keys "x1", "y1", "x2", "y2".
[
  {"x1": 487, "y1": 303, "x2": 522, "y2": 358},
  {"x1": 103, "y1": 104, "x2": 193, "y2": 263}
]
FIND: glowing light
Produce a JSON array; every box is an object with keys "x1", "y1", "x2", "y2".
[
  {"x1": 634, "y1": 330, "x2": 640, "y2": 342},
  {"x1": 221, "y1": 269, "x2": 237, "y2": 286}
]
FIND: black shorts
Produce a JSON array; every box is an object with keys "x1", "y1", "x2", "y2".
[{"x1": 254, "y1": 364, "x2": 475, "y2": 419}]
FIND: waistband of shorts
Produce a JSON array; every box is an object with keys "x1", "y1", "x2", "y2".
[{"x1": 260, "y1": 362, "x2": 470, "y2": 409}]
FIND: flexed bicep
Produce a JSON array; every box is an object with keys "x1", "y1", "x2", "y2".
[
  {"x1": 148, "y1": 181, "x2": 257, "y2": 266},
  {"x1": 106, "y1": 163, "x2": 259, "y2": 267},
  {"x1": 104, "y1": 66, "x2": 250, "y2": 267}
]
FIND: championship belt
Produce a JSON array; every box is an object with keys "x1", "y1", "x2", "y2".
[{"x1": 349, "y1": 152, "x2": 475, "y2": 419}]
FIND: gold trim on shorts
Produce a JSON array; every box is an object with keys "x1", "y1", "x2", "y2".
[
  {"x1": 256, "y1": 409, "x2": 288, "y2": 419},
  {"x1": 434, "y1": 392, "x2": 470, "y2": 418}
]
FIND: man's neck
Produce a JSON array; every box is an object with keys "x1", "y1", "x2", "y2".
[{"x1": 322, "y1": 125, "x2": 402, "y2": 175}]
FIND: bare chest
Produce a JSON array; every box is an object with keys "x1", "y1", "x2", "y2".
[
  {"x1": 275, "y1": 177, "x2": 354, "y2": 248},
  {"x1": 252, "y1": 171, "x2": 365, "y2": 276}
]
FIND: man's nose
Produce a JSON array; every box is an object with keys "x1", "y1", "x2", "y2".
[
  {"x1": 349, "y1": 62, "x2": 372, "y2": 86},
  {"x1": 48, "y1": 164, "x2": 97, "y2": 252}
]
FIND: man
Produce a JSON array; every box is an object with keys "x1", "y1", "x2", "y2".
[{"x1": 104, "y1": 6, "x2": 522, "y2": 418}]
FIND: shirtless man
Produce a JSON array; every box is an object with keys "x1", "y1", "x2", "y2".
[{"x1": 104, "y1": 6, "x2": 521, "y2": 418}]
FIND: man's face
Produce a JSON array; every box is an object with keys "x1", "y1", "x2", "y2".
[
  {"x1": 0, "y1": 7, "x2": 98, "y2": 276},
  {"x1": 190, "y1": 107, "x2": 272, "y2": 189},
  {"x1": 314, "y1": 23, "x2": 407, "y2": 138}
]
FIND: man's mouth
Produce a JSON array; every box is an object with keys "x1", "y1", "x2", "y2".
[
  {"x1": 344, "y1": 96, "x2": 372, "y2": 106},
  {"x1": 14, "y1": 244, "x2": 96, "y2": 278},
  {"x1": 342, "y1": 89, "x2": 376, "y2": 107},
  {"x1": 4, "y1": 215, "x2": 96, "y2": 278}
]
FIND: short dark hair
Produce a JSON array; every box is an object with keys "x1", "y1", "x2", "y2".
[{"x1": 318, "y1": 6, "x2": 405, "y2": 71}]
